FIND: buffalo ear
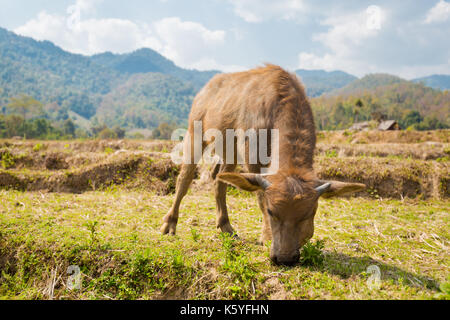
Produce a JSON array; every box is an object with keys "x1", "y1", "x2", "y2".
[
  {"x1": 316, "y1": 180, "x2": 366, "y2": 198},
  {"x1": 217, "y1": 173, "x2": 271, "y2": 192}
]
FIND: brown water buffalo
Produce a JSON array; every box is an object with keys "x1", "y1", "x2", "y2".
[{"x1": 161, "y1": 64, "x2": 365, "y2": 265}]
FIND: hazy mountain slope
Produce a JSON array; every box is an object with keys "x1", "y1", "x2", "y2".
[
  {"x1": 91, "y1": 49, "x2": 219, "y2": 90},
  {"x1": 329, "y1": 74, "x2": 408, "y2": 96},
  {"x1": 1, "y1": 26, "x2": 448, "y2": 132},
  {"x1": 295, "y1": 69, "x2": 358, "y2": 97},
  {"x1": 412, "y1": 75, "x2": 450, "y2": 91},
  {"x1": 95, "y1": 73, "x2": 196, "y2": 128}
]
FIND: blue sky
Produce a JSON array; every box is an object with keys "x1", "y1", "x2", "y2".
[{"x1": 1, "y1": 0, "x2": 449, "y2": 79}]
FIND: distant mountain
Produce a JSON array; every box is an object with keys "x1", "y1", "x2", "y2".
[
  {"x1": 91, "y1": 49, "x2": 219, "y2": 90},
  {"x1": 329, "y1": 74, "x2": 408, "y2": 96},
  {"x1": 0, "y1": 27, "x2": 216, "y2": 129},
  {"x1": 0, "y1": 26, "x2": 448, "y2": 133},
  {"x1": 295, "y1": 69, "x2": 358, "y2": 97},
  {"x1": 0, "y1": 27, "x2": 122, "y2": 113},
  {"x1": 412, "y1": 75, "x2": 450, "y2": 91},
  {"x1": 312, "y1": 75, "x2": 449, "y2": 130}
]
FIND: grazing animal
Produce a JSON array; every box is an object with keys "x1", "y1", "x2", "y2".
[{"x1": 161, "y1": 64, "x2": 365, "y2": 265}]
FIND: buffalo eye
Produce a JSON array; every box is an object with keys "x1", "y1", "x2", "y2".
[{"x1": 267, "y1": 209, "x2": 274, "y2": 217}]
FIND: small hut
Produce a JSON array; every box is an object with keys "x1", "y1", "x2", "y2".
[{"x1": 378, "y1": 120, "x2": 400, "y2": 131}]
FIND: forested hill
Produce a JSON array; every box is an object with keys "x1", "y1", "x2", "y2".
[
  {"x1": 328, "y1": 74, "x2": 407, "y2": 96},
  {"x1": 0, "y1": 27, "x2": 214, "y2": 127},
  {"x1": 91, "y1": 49, "x2": 219, "y2": 91},
  {"x1": 0, "y1": 27, "x2": 122, "y2": 112},
  {"x1": 311, "y1": 74, "x2": 450, "y2": 130}
]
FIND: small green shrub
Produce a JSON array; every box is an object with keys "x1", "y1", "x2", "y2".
[
  {"x1": 325, "y1": 150, "x2": 338, "y2": 158},
  {"x1": 104, "y1": 147, "x2": 114, "y2": 155},
  {"x1": 190, "y1": 228, "x2": 200, "y2": 242},
  {"x1": 33, "y1": 143, "x2": 44, "y2": 152},
  {"x1": 434, "y1": 279, "x2": 450, "y2": 300},
  {"x1": 300, "y1": 240, "x2": 325, "y2": 267},
  {"x1": 1, "y1": 151, "x2": 15, "y2": 169},
  {"x1": 219, "y1": 233, "x2": 256, "y2": 299}
]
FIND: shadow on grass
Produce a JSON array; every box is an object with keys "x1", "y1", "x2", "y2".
[{"x1": 310, "y1": 251, "x2": 440, "y2": 292}]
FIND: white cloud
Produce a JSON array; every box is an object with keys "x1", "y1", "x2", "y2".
[
  {"x1": 14, "y1": 0, "x2": 234, "y2": 72},
  {"x1": 298, "y1": 6, "x2": 386, "y2": 75},
  {"x1": 298, "y1": 53, "x2": 336, "y2": 71},
  {"x1": 15, "y1": 11, "x2": 162, "y2": 56},
  {"x1": 424, "y1": 0, "x2": 450, "y2": 24},
  {"x1": 154, "y1": 17, "x2": 225, "y2": 69},
  {"x1": 228, "y1": 0, "x2": 305, "y2": 23}
]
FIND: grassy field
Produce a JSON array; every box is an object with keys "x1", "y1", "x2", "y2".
[{"x1": 0, "y1": 130, "x2": 449, "y2": 300}]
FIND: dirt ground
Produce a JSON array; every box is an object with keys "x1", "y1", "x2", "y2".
[{"x1": 1, "y1": 130, "x2": 449, "y2": 199}]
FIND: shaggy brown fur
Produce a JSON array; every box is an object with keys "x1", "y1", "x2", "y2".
[{"x1": 161, "y1": 64, "x2": 365, "y2": 265}]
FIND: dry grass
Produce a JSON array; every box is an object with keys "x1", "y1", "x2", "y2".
[
  {"x1": 0, "y1": 135, "x2": 449, "y2": 300},
  {"x1": 316, "y1": 142, "x2": 449, "y2": 160},
  {"x1": 317, "y1": 129, "x2": 450, "y2": 144},
  {"x1": 1, "y1": 136, "x2": 449, "y2": 199},
  {"x1": 0, "y1": 188, "x2": 448, "y2": 300}
]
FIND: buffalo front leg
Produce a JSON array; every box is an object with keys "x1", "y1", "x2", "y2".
[
  {"x1": 161, "y1": 163, "x2": 197, "y2": 235},
  {"x1": 257, "y1": 191, "x2": 272, "y2": 245},
  {"x1": 215, "y1": 164, "x2": 237, "y2": 235}
]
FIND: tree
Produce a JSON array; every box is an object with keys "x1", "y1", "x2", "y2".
[
  {"x1": 371, "y1": 111, "x2": 387, "y2": 123},
  {"x1": 63, "y1": 119, "x2": 76, "y2": 137},
  {"x1": 113, "y1": 126, "x2": 126, "y2": 139},
  {"x1": 0, "y1": 115, "x2": 5, "y2": 137},
  {"x1": 153, "y1": 122, "x2": 177, "y2": 140},
  {"x1": 31, "y1": 119, "x2": 50, "y2": 138},
  {"x1": 98, "y1": 128, "x2": 118, "y2": 139},
  {"x1": 4, "y1": 115, "x2": 23, "y2": 138},
  {"x1": 91, "y1": 124, "x2": 108, "y2": 137},
  {"x1": 402, "y1": 110, "x2": 423, "y2": 128},
  {"x1": 413, "y1": 116, "x2": 449, "y2": 130},
  {"x1": 353, "y1": 99, "x2": 364, "y2": 123},
  {"x1": 7, "y1": 94, "x2": 43, "y2": 138}
]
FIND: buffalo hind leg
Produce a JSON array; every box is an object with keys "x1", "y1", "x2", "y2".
[
  {"x1": 215, "y1": 164, "x2": 237, "y2": 235},
  {"x1": 160, "y1": 163, "x2": 197, "y2": 235}
]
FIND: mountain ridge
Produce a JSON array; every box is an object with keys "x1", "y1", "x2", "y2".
[
  {"x1": 412, "y1": 75, "x2": 450, "y2": 91},
  {"x1": 0, "y1": 26, "x2": 448, "y2": 132},
  {"x1": 295, "y1": 69, "x2": 358, "y2": 97}
]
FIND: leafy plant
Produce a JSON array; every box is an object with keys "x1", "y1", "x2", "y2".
[
  {"x1": 32, "y1": 143, "x2": 45, "y2": 152},
  {"x1": 1, "y1": 150, "x2": 15, "y2": 169},
  {"x1": 300, "y1": 240, "x2": 325, "y2": 267},
  {"x1": 219, "y1": 233, "x2": 256, "y2": 299}
]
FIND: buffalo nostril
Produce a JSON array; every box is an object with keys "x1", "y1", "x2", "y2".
[{"x1": 276, "y1": 255, "x2": 300, "y2": 266}]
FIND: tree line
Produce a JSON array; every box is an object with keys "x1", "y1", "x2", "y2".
[
  {"x1": 0, "y1": 94, "x2": 128, "y2": 140},
  {"x1": 1, "y1": 87, "x2": 448, "y2": 141}
]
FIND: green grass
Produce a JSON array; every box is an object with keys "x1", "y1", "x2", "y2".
[{"x1": 0, "y1": 188, "x2": 448, "y2": 300}]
